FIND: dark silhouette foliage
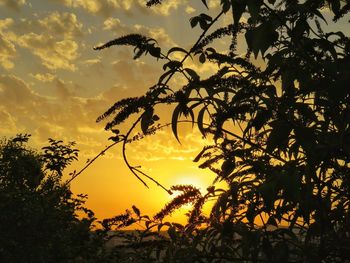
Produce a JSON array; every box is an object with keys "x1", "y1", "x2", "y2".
[
  {"x1": 0, "y1": 135, "x2": 111, "y2": 263},
  {"x1": 94, "y1": 0, "x2": 350, "y2": 262}
]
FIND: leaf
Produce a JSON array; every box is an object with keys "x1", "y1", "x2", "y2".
[
  {"x1": 158, "y1": 69, "x2": 173, "y2": 84},
  {"x1": 167, "y1": 47, "x2": 191, "y2": 58},
  {"x1": 206, "y1": 47, "x2": 216, "y2": 54},
  {"x1": 199, "y1": 19, "x2": 209, "y2": 30},
  {"x1": 291, "y1": 19, "x2": 310, "y2": 39},
  {"x1": 218, "y1": 192, "x2": 228, "y2": 214},
  {"x1": 184, "y1": 68, "x2": 200, "y2": 81},
  {"x1": 183, "y1": 105, "x2": 195, "y2": 127},
  {"x1": 330, "y1": 0, "x2": 340, "y2": 15},
  {"x1": 132, "y1": 205, "x2": 140, "y2": 217},
  {"x1": 246, "y1": 203, "x2": 256, "y2": 224},
  {"x1": 251, "y1": 109, "x2": 271, "y2": 131},
  {"x1": 149, "y1": 46, "x2": 161, "y2": 58},
  {"x1": 141, "y1": 107, "x2": 154, "y2": 134},
  {"x1": 313, "y1": 9, "x2": 327, "y2": 24},
  {"x1": 266, "y1": 120, "x2": 292, "y2": 153},
  {"x1": 318, "y1": 39, "x2": 338, "y2": 60},
  {"x1": 197, "y1": 106, "x2": 207, "y2": 137},
  {"x1": 221, "y1": 0, "x2": 231, "y2": 13},
  {"x1": 199, "y1": 53, "x2": 206, "y2": 63},
  {"x1": 172, "y1": 104, "x2": 182, "y2": 143},
  {"x1": 231, "y1": 0, "x2": 247, "y2": 25},
  {"x1": 198, "y1": 155, "x2": 221, "y2": 169},
  {"x1": 163, "y1": 60, "x2": 182, "y2": 71},
  {"x1": 199, "y1": 13, "x2": 212, "y2": 22},
  {"x1": 201, "y1": 0, "x2": 209, "y2": 9},
  {"x1": 167, "y1": 226, "x2": 177, "y2": 240},
  {"x1": 193, "y1": 147, "x2": 206, "y2": 163},
  {"x1": 259, "y1": 181, "x2": 277, "y2": 212},
  {"x1": 108, "y1": 136, "x2": 120, "y2": 142},
  {"x1": 190, "y1": 16, "x2": 199, "y2": 28},
  {"x1": 111, "y1": 129, "x2": 120, "y2": 134},
  {"x1": 247, "y1": 0, "x2": 262, "y2": 22},
  {"x1": 294, "y1": 126, "x2": 317, "y2": 161},
  {"x1": 245, "y1": 22, "x2": 279, "y2": 58},
  {"x1": 221, "y1": 159, "x2": 235, "y2": 178},
  {"x1": 152, "y1": 114, "x2": 160, "y2": 121}
]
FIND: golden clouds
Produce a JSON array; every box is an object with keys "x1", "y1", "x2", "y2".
[
  {"x1": 0, "y1": 0, "x2": 217, "y2": 219},
  {"x1": 38, "y1": 12, "x2": 83, "y2": 38},
  {"x1": 0, "y1": 12, "x2": 83, "y2": 71},
  {"x1": 30, "y1": 73, "x2": 55, "y2": 82},
  {"x1": 127, "y1": 129, "x2": 204, "y2": 162},
  {"x1": 52, "y1": 0, "x2": 187, "y2": 17},
  {"x1": 54, "y1": 0, "x2": 133, "y2": 16},
  {"x1": 19, "y1": 34, "x2": 79, "y2": 70},
  {"x1": 103, "y1": 17, "x2": 175, "y2": 49},
  {"x1": 185, "y1": 6, "x2": 196, "y2": 14},
  {"x1": 102, "y1": 17, "x2": 129, "y2": 36},
  {"x1": 0, "y1": 74, "x2": 94, "y2": 145},
  {"x1": 0, "y1": 0, "x2": 26, "y2": 11},
  {"x1": 0, "y1": 74, "x2": 38, "y2": 105},
  {"x1": 0, "y1": 34, "x2": 16, "y2": 69},
  {"x1": 0, "y1": 18, "x2": 16, "y2": 69}
]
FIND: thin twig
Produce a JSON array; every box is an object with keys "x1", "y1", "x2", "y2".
[{"x1": 64, "y1": 140, "x2": 121, "y2": 186}]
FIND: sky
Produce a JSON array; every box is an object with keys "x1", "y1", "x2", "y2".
[{"x1": 0, "y1": 0, "x2": 227, "y2": 222}]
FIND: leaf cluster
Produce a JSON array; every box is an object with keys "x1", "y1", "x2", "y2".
[
  {"x1": 95, "y1": 0, "x2": 350, "y2": 262},
  {"x1": 0, "y1": 135, "x2": 112, "y2": 262}
]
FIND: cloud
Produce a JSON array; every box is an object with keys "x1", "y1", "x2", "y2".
[
  {"x1": 0, "y1": 0, "x2": 26, "y2": 11},
  {"x1": 133, "y1": 24, "x2": 175, "y2": 47},
  {"x1": 51, "y1": 0, "x2": 133, "y2": 16},
  {"x1": 38, "y1": 12, "x2": 83, "y2": 38},
  {"x1": 18, "y1": 33, "x2": 79, "y2": 70},
  {"x1": 0, "y1": 33, "x2": 16, "y2": 69},
  {"x1": 0, "y1": 18, "x2": 16, "y2": 69},
  {"x1": 52, "y1": 0, "x2": 187, "y2": 17},
  {"x1": 126, "y1": 128, "x2": 206, "y2": 162},
  {"x1": 0, "y1": 109, "x2": 17, "y2": 133},
  {"x1": 103, "y1": 17, "x2": 128, "y2": 34},
  {"x1": 30, "y1": 73, "x2": 56, "y2": 82},
  {"x1": 151, "y1": 0, "x2": 187, "y2": 16},
  {"x1": 1, "y1": 12, "x2": 83, "y2": 71},
  {"x1": 208, "y1": 0, "x2": 220, "y2": 9},
  {"x1": 103, "y1": 18, "x2": 175, "y2": 47},
  {"x1": 0, "y1": 74, "x2": 39, "y2": 106},
  {"x1": 111, "y1": 58, "x2": 161, "y2": 92},
  {"x1": 0, "y1": 74, "x2": 127, "y2": 154},
  {"x1": 185, "y1": 6, "x2": 196, "y2": 14}
]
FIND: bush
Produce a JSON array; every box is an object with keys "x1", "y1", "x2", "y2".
[{"x1": 0, "y1": 135, "x2": 108, "y2": 263}]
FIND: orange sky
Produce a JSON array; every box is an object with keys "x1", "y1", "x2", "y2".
[
  {"x1": 2, "y1": 0, "x2": 347, "y2": 224},
  {"x1": 0, "y1": 0, "x2": 229, "y2": 223}
]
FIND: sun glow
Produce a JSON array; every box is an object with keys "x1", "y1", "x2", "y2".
[{"x1": 172, "y1": 174, "x2": 209, "y2": 193}]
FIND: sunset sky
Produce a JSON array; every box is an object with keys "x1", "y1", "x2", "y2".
[{"x1": 0, "y1": 0, "x2": 227, "y2": 222}]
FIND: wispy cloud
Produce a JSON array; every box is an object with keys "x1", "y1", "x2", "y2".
[{"x1": 51, "y1": 0, "x2": 187, "y2": 17}]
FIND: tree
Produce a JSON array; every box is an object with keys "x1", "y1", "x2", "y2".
[
  {"x1": 0, "y1": 135, "x2": 110, "y2": 263},
  {"x1": 94, "y1": 0, "x2": 350, "y2": 262}
]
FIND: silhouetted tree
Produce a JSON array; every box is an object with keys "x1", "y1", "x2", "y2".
[
  {"x1": 95, "y1": 0, "x2": 350, "y2": 262},
  {"x1": 0, "y1": 135, "x2": 110, "y2": 263}
]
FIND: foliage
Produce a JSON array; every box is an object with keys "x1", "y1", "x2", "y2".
[
  {"x1": 95, "y1": 0, "x2": 350, "y2": 262},
  {"x1": 0, "y1": 135, "x2": 111, "y2": 263}
]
